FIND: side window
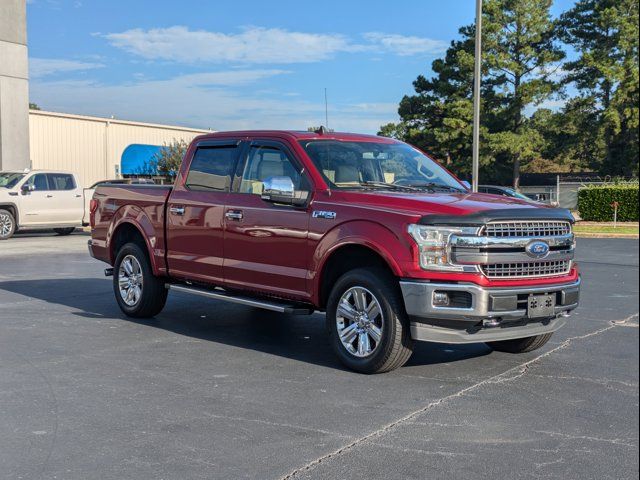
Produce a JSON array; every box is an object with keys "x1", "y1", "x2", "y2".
[
  {"x1": 239, "y1": 145, "x2": 307, "y2": 195},
  {"x1": 26, "y1": 174, "x2": 49, "y2": 191},
  {"x1": 47, "y1": 174, "x2": 76, "y2": 191},
  {"x1": 185, "y1": 146, "x2": 239, "y2": 192}
]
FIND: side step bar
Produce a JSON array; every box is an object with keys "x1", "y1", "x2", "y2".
[{"x1": 167, "y1": 284, "x2": 314, "y2": 315}]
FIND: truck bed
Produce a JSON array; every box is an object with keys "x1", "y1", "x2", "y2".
[{"x1": 89, "y1": 184, "x2": 173, "y2": 272}]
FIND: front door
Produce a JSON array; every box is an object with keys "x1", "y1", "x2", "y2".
[
  {"x1": 223, "y1": 140, "x2": 312, "y2": 301},
  {"x1": 19, "y1": 173, "x2": 54, "y2": 226},
  {"x1": 166, "y1": 140, "x2": 243, "y2": 285}
]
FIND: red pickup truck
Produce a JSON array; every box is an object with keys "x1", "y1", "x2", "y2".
[{"x1": 89, "y1": 130, "x2": 580, "y2": 373}]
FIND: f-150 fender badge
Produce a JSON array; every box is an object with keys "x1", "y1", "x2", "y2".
[{"x1": 312, "y1": 211, "x2": 337, "y2": 219}]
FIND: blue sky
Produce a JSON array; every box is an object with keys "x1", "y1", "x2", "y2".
[{"x1": 27, "y1": 0, "x2": 578, "y2": 133}]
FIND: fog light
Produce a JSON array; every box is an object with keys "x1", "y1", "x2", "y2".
[{"x1": 433, "y1": 292, "x2": 450, "y2": 307}]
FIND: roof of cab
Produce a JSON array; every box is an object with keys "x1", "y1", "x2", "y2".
[{"x1": 191, "y1": 130, "x2": 398, "y2": 144}]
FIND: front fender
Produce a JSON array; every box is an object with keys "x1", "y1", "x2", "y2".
[{"x1": 310, "y1": 220, "x2": 413, "y2": 304}]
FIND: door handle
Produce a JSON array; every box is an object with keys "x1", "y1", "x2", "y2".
[
  {"x1": 46, "y1": 194, "x2": 53, "y2": 198},
  {"x1": 170, "y1": 206, "x2": 185, "y2": 216},
  {"x1": 225, "y1": 210, "x2": 243, "y2": 221}
]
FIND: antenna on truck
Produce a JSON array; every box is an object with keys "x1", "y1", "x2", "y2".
[{"x1": 324, "y1": 87, "x2": 329, "y2": 130}]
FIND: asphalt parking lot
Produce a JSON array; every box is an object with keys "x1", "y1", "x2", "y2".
[{"x1": 0, "y1": 233, "x2": 638, "y2": 480}]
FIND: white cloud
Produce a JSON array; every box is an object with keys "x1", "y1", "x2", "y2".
[
  {"x1": 29, "y1": 58, "x2": 105, "y2": 78},
  {"x1": 102, "y1": 26, "x2": 447, "y2": 64},
  {"x1": 363, "y1": 32, "x2": 448, "y2": 56},
  {"x1": 29, "y1": 71, "x2": 398, "y2": 134},
  {"x1": 103, "y1": 26, "x2": 357, "y2": 64}
]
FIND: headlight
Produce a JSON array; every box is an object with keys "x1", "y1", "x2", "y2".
[{"x1": 408, "y1": 224, "x2": 478, "y2": 272}]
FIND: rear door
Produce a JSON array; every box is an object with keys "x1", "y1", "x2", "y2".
[
  {"x1": 223, "y1": 140, "x2": 313, "y2": 300},
  {"x1": 166, "y1": 139, "x2": 243, "y2": 285},
  {"x1": 46, "y1": 173, "x2": 84, "y2": 224}
]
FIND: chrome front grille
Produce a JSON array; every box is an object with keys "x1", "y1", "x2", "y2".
[
  {"x1": 482, "y1": 221, "x2": 572, "y2": 238},
  {"x1": 482, "y1": 260, "x2": 572, "y2": 279}
]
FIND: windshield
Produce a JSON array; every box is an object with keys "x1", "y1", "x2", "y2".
[
  {"x1": 0, "y1": 172, "x2": 25, "y2": 189},
  {"x1": 300, "y1": 140, "x2": 465, "y2": 192},
  {"x1": 503, "y1": 188, "x2": 532, "y2": 201}
]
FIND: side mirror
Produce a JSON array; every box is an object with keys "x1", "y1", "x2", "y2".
[
  {"x1": 261, "y1": 176, "x2": 308, "y2": 207},
  {"x1": 21, "y1": 183, "x2": 35, "y2": 194},
  {"x1": 461, "y1": 181, "x2": 471, "y2": 190}
]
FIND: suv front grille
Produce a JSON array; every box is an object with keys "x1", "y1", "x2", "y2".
[
  {"x1": 482, "y1": 260, "x2": 572, "y2": 279},
  {"x1": 482, "y1": 221, "x2": 572, "y2": 238}
]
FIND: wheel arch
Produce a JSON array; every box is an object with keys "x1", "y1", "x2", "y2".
[
  {"x1": 0, "y1": 203, "x2": 19, "y2": 225},
  {"x1": 108, "y1": 218, "x2": 159, "y2": 275}
]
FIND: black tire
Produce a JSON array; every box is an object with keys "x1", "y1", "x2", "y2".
[
  {"x1": 113, "y1": 242, "x2": 167, "y2": 318},
  {"x1": 326, "y1": 268, "x2": 414, "y2": 374},
  {"x1": 0, "y1": 209, "x2": 16, "y2": 240},
  {"x1": 54, "y1": 227, "x2": 76, "y2": 236},
  {"x1": 487, "y1": 333, "x2": 553, "y2": 353}
]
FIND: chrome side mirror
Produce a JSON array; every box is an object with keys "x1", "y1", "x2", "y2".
[
  {"x1": 21, "y1": 183, "x2": 35, "y2": 194},
  {"x1": 261, "y1": 176, "x2": 308, "y2": 207}
]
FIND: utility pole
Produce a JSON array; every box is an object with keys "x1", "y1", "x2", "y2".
[{"x1": 471, "y1": 0, "x2": 483, "y2": 192}]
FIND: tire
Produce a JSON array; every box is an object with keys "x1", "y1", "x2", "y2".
[
  {"x1": 326, "y1": 267, "x2": 414, "y2": 373},
  {"x1": 54, "y1": 227, "x2": 76, "y2": 236},
  {"x1": 487, "y1": 333, "x2": 553, "y2": 353},
  {"x1": 113, "y1": 242, "x2": 168, "y2": 318},
  {"x1": 0, "y1": 209, "x2": 16, "y2": 240}
]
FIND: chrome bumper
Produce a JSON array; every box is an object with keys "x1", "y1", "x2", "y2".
[{"x1": 400, "y1": 278, "x2": 580, "y2": 344}]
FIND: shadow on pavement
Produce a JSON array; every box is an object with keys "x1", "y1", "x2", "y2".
[{"x1": 0, "y1": 277, "x2": 491, "y2": 371}]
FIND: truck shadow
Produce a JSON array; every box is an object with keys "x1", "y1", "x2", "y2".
[{"x1": 0, "y1": 277, "x2": 491, "y2": 371}]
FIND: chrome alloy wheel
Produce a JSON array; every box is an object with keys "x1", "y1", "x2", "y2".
[
  {"x1": 0, "y1": 211, "x2": 13, "y2": 238},
  {"x1": 336, "y1": 286, "x2": 384, "y2": 358},
  {"x1": 118, "y1": 255, "x2": 144, "y2": 306}
]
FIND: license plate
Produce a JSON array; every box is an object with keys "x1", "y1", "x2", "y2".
[{"x1": 527, "y1": 294, "x2": 556, "y2": 318}]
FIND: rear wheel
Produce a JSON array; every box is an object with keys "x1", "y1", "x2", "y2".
[
  {"x1": 487, "y1": 333, "x2": 553, "y2": 353},
  {"x1": 326, "y1": 268, "x2": 414, "y2": 373},
  {"x1": 113, "y1": 242, "x2": 167, "y2": 318},
  {"x1": 54, "y1": 227, "x2": 76, "y2": 236},
  {"x1": 0, "y1": 210, "x2": 16, "y2": 240}
]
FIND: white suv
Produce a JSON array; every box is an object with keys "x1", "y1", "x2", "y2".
[{"x1": 0, "y1": 170, "x2": 92, "y2": 240}]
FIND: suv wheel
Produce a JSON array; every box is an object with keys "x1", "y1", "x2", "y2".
[
  {"x1": 488, "y1": 333, "x2": 553, "y2": 353},
  {"x1": 0, "y1": 210, "x2": 16, "y2": 240},
  {"x1": 113, "y1": 242, "x2": 168, "y2": 318},
  {"x1": 327, "y1": 268, "x2": 414, "y2": 373}
]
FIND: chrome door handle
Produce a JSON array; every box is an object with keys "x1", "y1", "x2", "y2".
[
  {"x1": 170, "y1": 206, "x2": 185, "y2": 216},
  {"x1": 46, "y1": 194, "x2": 53, "y2": 198},
  {"x1": 225, "y1": 210, "x2": 243, "y2": 221}
]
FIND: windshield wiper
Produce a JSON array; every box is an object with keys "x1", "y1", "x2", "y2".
[
  {"x1": 359, "y1": 181, "x2": 421, "y2": 192},
  {"x1": 402, "y1": 182, "x2": 465, "y2": 192}
]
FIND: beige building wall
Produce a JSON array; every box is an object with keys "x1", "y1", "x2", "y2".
[{"x1": 29, "y1": 110, "x2": 211, "y2": 187}]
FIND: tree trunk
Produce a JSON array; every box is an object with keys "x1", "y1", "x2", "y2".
[{"x1": 513, "y1": 154, "x2": 521, "y2": 189}]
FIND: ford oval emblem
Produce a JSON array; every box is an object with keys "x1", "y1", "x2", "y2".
[{"x1": 526, "y1": 240, "x2": 550, "y2": 259}]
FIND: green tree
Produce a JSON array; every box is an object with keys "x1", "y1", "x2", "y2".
[
  {"x1": 29, "y1": 103, "x2": 41, "y2": 110},
  {"x1": 482, "y1": 0, "x2": 565, "y2": 187},
  {"x1": 152, "y1": 139, "x2": 189, "y2": 179},
  {"x1": 560, "y1": 0, "x2": 639, "y2": 176}
]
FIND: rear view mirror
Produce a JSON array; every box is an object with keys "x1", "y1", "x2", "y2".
[{"x1": 261, "y1": 176, "x2": 308, "y2": 207}]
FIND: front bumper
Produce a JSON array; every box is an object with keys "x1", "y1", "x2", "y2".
[{"x1": 400, "y1": 278, "x2": 580, "y2": 344}]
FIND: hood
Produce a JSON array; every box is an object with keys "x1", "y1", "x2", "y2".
[
  {"x1": 335, "y1": 190, "x2": 547, "y2": 218},
  {"x1": 0, "y1": 188, "x2": 18, "y2": 200}
]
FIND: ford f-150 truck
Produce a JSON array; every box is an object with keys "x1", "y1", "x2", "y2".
[{"x1": 88, "y1": 130, "x2": 580, "y2": 373}]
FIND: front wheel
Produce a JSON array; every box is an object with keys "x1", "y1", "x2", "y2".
[
  {"x1": 0, "y1": 210, "x2": 16, "y2": 240},
  {"x1": 54, "y1": 227, "x2": 76, "y2": 236},
  {"x1": 326, "y1": 268, "x2": 414, "y2": 373},
  {"x1": 113, "y1": 242, "x2": 168, "y2": 318},
  {"x1": 487, "y1": 333, "x2": 553, "y2": 353}
]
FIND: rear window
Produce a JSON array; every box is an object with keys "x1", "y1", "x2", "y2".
[
  {"x1": 185, "y1": 146, "x2": 239, "y2": 192},
  {"x1": 47, "y1": 173, "x2": 76, "y2": 191}
]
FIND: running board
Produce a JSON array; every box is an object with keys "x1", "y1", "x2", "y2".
[{"x1": 167, "y1": 284, "x2": 313, "y2": 315}]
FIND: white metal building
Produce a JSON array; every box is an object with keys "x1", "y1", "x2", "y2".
[{"x1": 28, "y1": 110, "x2": 211, "y2": 187}]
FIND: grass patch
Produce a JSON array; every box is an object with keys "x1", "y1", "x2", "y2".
[{"x1": 574, "y1": 223, "x2": 639, "y2": 235}]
